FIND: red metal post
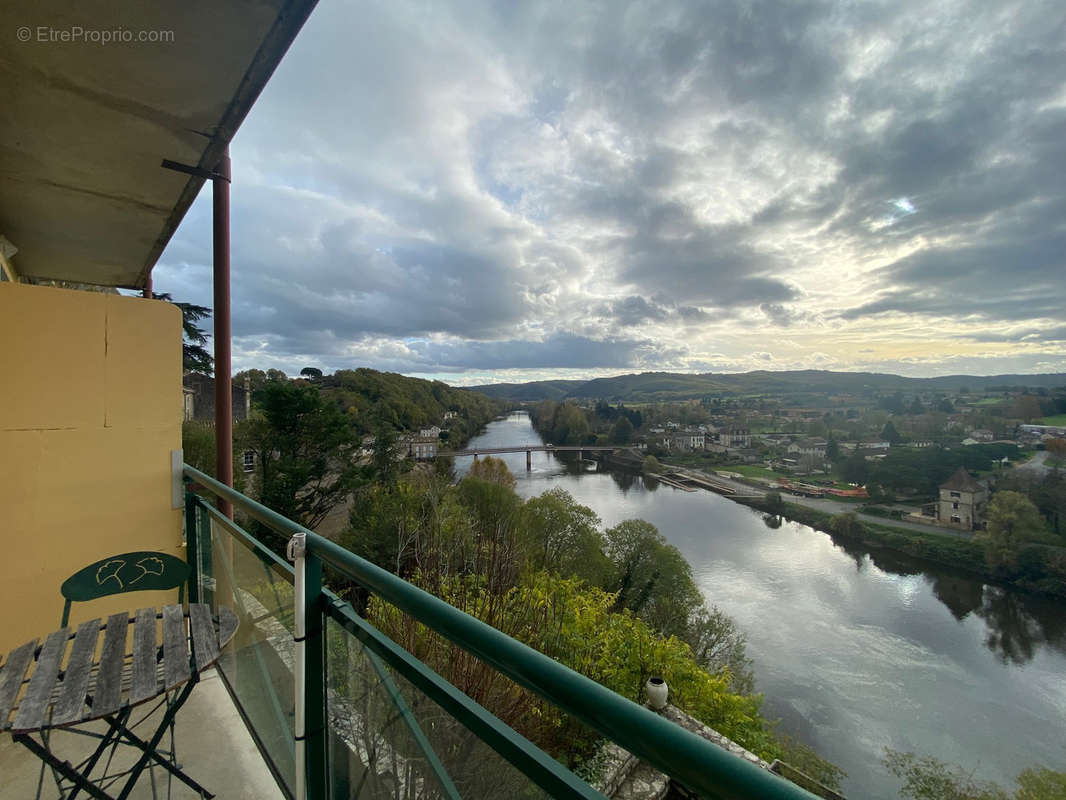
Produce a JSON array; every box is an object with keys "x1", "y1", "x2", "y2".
[
  {"x1": 213, "y1": 148, "x2": 233, "y2": 518},
  {"x1": 142, "y1": 274, "x2": 153, "y2": 298}
]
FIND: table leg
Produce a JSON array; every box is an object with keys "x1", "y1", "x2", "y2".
[
  {"x1": 13, "y1": 732, "x2": 115, "y2": 800},
  {"x1": 68, "y1": 708, "x2": 133, "y2": 800},
  {"x1": 105, "y1": 705, "x2": 214, "y2": 797},
  {"x1": 115, "y1": 678, "x2": 214, "y2": 800}
]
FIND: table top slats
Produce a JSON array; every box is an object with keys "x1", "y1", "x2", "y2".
[
  {"x1": 94, "y1": 612, "x2": 132, "y2": 717},
  {"x1": 130, "y1": 608, "x2": 159, "y2": 705},
  {"x1": 12, "y1": 629, "x2": 69, "y2": 733},
  {"x1": 5, "y1": 603, "x2": 237, "y2": 734},
  {"x1": 51, "y1": 619, "x2": 102, "y2": 726},
  {"x1": 218, "y1": 607, "x2": 239, "y2": 651},
  {"x1": 189, "y1": 604, "x2": 219, "y2": 673},
  {"x1": 0, "y1": 639, "x2": 38, "y2": 731},
  {"x1": 162, "y1": 605, "x2": 190, "y2": 690}
]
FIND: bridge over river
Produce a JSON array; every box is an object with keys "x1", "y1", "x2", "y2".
[
  {"x1": 436, "y1": 444, "x2": 636, "y2": 470},
  {"x1": 436, "y1": 445, "x2": 762, "y2": 500}
]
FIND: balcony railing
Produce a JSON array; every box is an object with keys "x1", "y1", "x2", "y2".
[{"x1": 183, "y1": 464, "x2": 820, "y2": 800}]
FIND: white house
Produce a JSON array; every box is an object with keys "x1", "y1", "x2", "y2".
[{"x1": 672, "y1": 432, "x2": 705, "y2": 451}]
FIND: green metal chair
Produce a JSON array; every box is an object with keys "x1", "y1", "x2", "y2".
[
  {"x1": 60, "y1": 550, "x2": 190, "y2": 627},
  {"x1": 47, "y1": 551, "x2": 193, "y2": 799}
]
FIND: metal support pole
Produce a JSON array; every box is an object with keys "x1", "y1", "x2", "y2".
[
  {"x1": 526, "y1": 450, "x2": 532, "y2": 470},
  {"x1": 142, "y1": 274, "x2": 152, "y2": 298},
  {"x1": 288, "y1": 533, "x2": 326, "y2": 800},
  {"x1": 185, "y1": 492, "x2": 200, "y2": 605},
  {"x1": 213, "y1": 148, "x2": 233, "y2": 518}
]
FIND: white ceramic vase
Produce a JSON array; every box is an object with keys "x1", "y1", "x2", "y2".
[{"x1": 646, "y1": 676, "x2": 669, "y2": 710}]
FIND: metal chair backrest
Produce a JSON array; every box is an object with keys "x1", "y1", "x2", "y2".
[{"x1": 60, "y1": 551, "x2": 190, "y2": 627}]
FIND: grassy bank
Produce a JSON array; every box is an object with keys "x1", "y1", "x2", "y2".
[{"x1": 737, "y1": 496, "x2": 1066, "y2": 599}]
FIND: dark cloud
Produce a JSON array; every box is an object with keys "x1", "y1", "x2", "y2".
[
  {"x1": 610, "y1": 295, "x2": 670, "y2": 327},
  {"x1": 152, "y1": 0, "x2": 1066, "y2": 377}
]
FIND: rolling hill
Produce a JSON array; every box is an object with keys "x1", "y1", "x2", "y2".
[{"x1": 471, "y1": 370, "x2": 1066, "y2": 403}]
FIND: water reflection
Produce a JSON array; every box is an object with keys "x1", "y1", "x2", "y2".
[
  {"x1": 609, "y1": 469, "x2": 638, "y2": 493},
  {"x1": 824, "y1": 535, "x2": 1066, "y2": 664},
  {"x1": 974, "y1": 586, "x2": 1066, "y2": 664},
  {"x1": 762, "y1": 514, "x2": 783, "y2": 529}
]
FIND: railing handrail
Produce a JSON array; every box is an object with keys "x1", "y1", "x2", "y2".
[{"x1": 184, "y1": 464, "x2": 820, "y2": 800}]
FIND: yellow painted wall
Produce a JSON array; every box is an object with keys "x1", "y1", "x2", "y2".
[{"x1": 0, "y1": 283, "x2": 183, "y2": 651}]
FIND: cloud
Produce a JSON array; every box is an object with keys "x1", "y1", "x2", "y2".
[{"x1": 151, "y1": 0, "x2": 1066, "y2": 380}]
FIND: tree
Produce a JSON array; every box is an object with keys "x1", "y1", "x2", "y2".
[
  {"x1": 153, "y1": 292, "x2": 212, "y2": 374},
  {"x1": 610, "y1": 415, "x2": 634, "y2": 444},
  {"x1": 1015, "y1": 767, "x2": 1066, "y2": 800},
  {"x1": 884, "y1": 750, "x2": 1066, "y2": 800},
  {"x1": 830, "y1": 511, "x2": 863, "y2": 538},
  {"x1": 884, "y1": 749, "x2": 1008, "y2": 800},
  {"x1": 879, "y1": 392, "x2": 907, "y2": 415},
  {"x1": 520, "y1": 488, "x2": 607, "y2": 582},
  {"x1": 1013, "y1": 395, "x2": 1042, "y2": 423},
  {"x1": 842, "y1": 452, "x2": 869, "y2": 484},
  {"x1": 764, "y1": 491, "x2": 784, "y2": 513},
  {"x1": 468, "y1": 456, "x2": 516, "y2": 489},
  {"x1": 939, "y1": 398, "x2": 956, "y2": 413},
  {"x1": 979, "y1": 491, "x2": 1047, "y2": 568},
  {"x1": 234, "y1": 369, "x2": 268, "y2": 393},
  {"x1": 881, "y1": 421, "x2": 903, "y2": 445},
  {"x1": 910, "y1": 397, "x2": 925, "y2": 415},
  {"x1": 242, "y1": 381, "x2": 357, "y2": 530},
  {"x1": 369, "y1": 572, "x2": 778, "y2": 768},
  {"x1": 300, "y1": 366, "x2": 323, "y2": 381},
  {"x1": 1046, "y1": 438, "x2": 1066, "y2": 461},
  {"x1": 643, "y1": 455, "x2": 662, "y2": 474},
  {"x1": 603, "y1": 520, "x2": 703, "y2": 637},
  {"x1": 552, "y1": 402, "x2": 590, "y2": 445},
  {"x1": 826, "y1": 437, "x2": 839, "y2": 461}
]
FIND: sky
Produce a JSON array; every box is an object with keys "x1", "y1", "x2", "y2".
[{"x1": 153, "y1": 0, "x2": 1066, "y2": 385}]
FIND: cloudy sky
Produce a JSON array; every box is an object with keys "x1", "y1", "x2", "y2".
[{"x1": 154, "y1": 0, "x2": 1066, "y2": 384}]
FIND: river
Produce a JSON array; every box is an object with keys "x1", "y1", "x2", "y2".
[{"x1": 456, "y1": 412, "x2": 1066, "y2": 799}]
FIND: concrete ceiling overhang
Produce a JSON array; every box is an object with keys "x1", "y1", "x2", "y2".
[{"x1": 0, "y1": 0, "x2": 318, "y2": 288}]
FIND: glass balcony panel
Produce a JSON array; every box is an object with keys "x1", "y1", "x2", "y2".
[
  {"x1": 325, "y1": 615, "x2": 552, "y2": 800},
  {"x1": 196, "y1": 506, "x2": 297, "y2": 797}
]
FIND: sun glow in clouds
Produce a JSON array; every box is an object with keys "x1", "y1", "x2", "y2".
[{"x1": 893, "y1": 197, "x2": 916, "y2": 215}]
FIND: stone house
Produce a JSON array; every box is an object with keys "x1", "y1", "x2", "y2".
[
  {"x1": 936, "y1": 467, "x2": 987, "y2": 531},
  {"x1": 182, "y1": 373, "x2": 250, "y2": 423},
  {"x1": 408, "y1": 436, "x2": 438, "y2": 460}
]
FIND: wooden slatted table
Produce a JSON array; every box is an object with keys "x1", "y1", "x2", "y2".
[{"x1": 0, "y1": 603, "x2": 238, "y2": 800}]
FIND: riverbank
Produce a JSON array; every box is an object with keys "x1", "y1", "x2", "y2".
[{"x1": 734, "y1": 494, "x2": 1066, "y2": 599}]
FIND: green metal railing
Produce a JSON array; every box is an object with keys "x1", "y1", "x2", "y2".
[{"x1": 183, "y1": 464, "x2": 820, "y2": 800}]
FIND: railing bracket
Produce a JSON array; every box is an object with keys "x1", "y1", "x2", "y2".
[{"x1": 286, "y1": 533, "x2": 306, "y2": 561}]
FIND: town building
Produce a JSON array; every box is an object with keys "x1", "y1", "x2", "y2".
[
  {"x1": 787, "y1": 438, "x2": 827, "y2": 458},
  {"x1": 671, "y1": 431, "x2": 705, "y2": 451},
  {"x1": 720, "y1": 428, "x2": 751, "y2": 448},
  {"x1": 408, "y1": 436, "x2": 438, "y2": 460},
  {"x1": 936, "y1": 467, "x2": 987, "y2": 531}
]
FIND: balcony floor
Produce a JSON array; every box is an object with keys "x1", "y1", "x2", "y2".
[{"x1": 0, "y1": 668, "x2": 284, "y2": 799}]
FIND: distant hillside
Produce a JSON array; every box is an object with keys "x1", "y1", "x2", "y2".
[
  {"x1": 470, "y1": 379, "x2": 585, "y2": 402},
  {"x1": 316, "y1": 368, "x2": 504, "y2": 436},
  {"x1": 472, "y1": 370, "x2": 1066, "y2": 403}
]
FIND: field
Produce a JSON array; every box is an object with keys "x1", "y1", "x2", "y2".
[{"x1": 1038, "y1": 414, "x2": 1066, "y2": 426}]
